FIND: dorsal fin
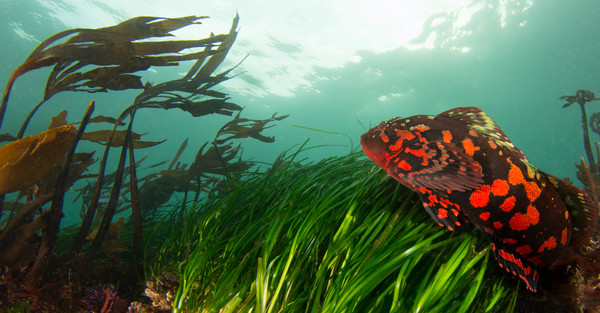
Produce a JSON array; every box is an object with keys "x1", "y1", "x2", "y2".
[
  {"x1": 545, "y1": 173, "x2": 598, "y2": 246},
  {"x1": 438, "y1": 107, "x2": 527, "y2": 160}
]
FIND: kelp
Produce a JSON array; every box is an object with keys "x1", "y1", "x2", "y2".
[
  {"x1": 69, "y1": 14, "x2": 240, "y2": 258},
  {"x1": 0, "y1": 15, "x2": 234, "y2": 136},
  {"x1": 75, "y1": 14, "x2": 242, "y2": 259},
  {"x1": 81, "y1": 129, "x2": 165, "y2": 148},
  {"x1": 559, "y1": 89, "x2": 600, "y2": 173},
  {"x1": 85, "y1": 217, "x2": 127, "y2": 254},
  {"x1": 168, "y1": 138, "x2": 189, "y2": 171},
  {"x1": 214, "y1": 112, "x2": 289, "y2": 145},
  {"x1": 0, "y1": 13, "x2": 292, "y2": 312},
  {"x1": 28, "y1": 101, "x2": 95, "y2": 280},
  {"x1": 126, "y1": 15, "x2": 241, "y2": 118},
  {"x1": 134, "y1": 110, "x2": 288, "y2": 217},
  {"x1": 0, "y1": 125, "x2": 77, "y2": 195}
]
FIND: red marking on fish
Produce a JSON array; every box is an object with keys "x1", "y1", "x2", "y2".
[
  {"x1": 491, "y1": 179, "x2": 509, "y2": 196},
  {"x1": 479, "y1": 212, "x2": 490, "y2": 221},
  {"x1": 462, "y1": 138, "x2": 480, "y2": 156},
  {"x1": 470, "y1": 185, "x2": 491, "y2": 207},
  {"x1": 538, "y1": 237, "x2": 557, "y2": 253},
  {"x1": 442, "y1": 130, "x2": 452, "y2": 143},
  {"x1": 500, "y1": 196, "x2": 516, "y2": 212}
]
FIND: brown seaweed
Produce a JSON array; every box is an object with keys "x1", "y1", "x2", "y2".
[
  {"x1": 0, "y1": 125, "x2": 77, "y2": 194},
  {"x1": 559, "y1": 89, "x2": 600, "y2": 173},
  {"x1": 0, "y1": 15, "x2": 231, "y2": 135},
  {"x1": 168, "y1": 138, "x2": 188, "y2": 171},
  {"x1": 124, "y1": 14, "x2": 241, "y2": 119},
  {"x1": 0, "y1": 13, "x2": 290, "y2": 311},
  {"x1": 85, "y1": 112, "x2": 136, "y2": 259},
  {"x1": 127, "y1": 133, "x2": 142, "y2": 269},
  {"x1": 27, "y1": 101, "x2": 95, "y2": 279},
  {"x1": 81, "y1": 129, "x2": 165, "y2": 148},
  {"x1": 85, "y1": 217, "x2": 127, "y2": 254},
  {"x1": 214, "y1": 112, "x2": 289, "y2": 145}
]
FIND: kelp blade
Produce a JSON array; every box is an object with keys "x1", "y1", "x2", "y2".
[{"x1": 0, "y1": 125, "x2": 77, "y2": 194}]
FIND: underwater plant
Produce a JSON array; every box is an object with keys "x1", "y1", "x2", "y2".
[
  {"x1": 0, "y1": 13, "x2": 288, "y2": 312},
  {"x1": 145, "y1": 146, "x2": 519, "y2": 313},
  {"x1": 560, "y1": 89, "x2": 600, "y2": 174}
]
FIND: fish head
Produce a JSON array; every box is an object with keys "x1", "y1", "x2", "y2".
[{"x1": 360, "y1": 117, "x2": 422, "y2": 174}]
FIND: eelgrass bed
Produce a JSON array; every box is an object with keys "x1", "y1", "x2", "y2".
[{"x1": 146, "y1": 146, "x2": 519, "y2": 312}]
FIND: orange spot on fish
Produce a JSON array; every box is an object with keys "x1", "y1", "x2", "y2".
[
  {"x1": 561, "y1": 228, "x2": 568, "y2": 245},
  {"x1": 398, "y1": 160, "x2": 412, "y2": 171},
  {"x1": 500, "y1": 196, "x2": 516, "y2": 212},
  {"x1": 565, "y1": 210, "x2": 569, "y2": 220},
  {"x1": 527, "y1": 205, "x2": 539, "y2": 226},
  {"x1": 538, "y1": 236, "x2": 557, "y2": 253},
  {"x1": 508, "y1": 205, "x2": 539, "y2": 231},
  {"x1": 524, "y1": 181, "x2": 541, "y2": 202},
  {"x1": 509, "y1": 214, "x2": 529, "y2": 231},
  {"x1": 462, "y1": 138, "x2": 480, "y2": 156},
  {"x1": 439, "y1": 198, "x2": 450, "y2": 208},
  {"x1": 469, "y1": 184, "x2": 491, "y2": 207},
  {"x1": 442, "y1": 130, "x2": 452, "y2": 143},
  {"x1": 479, "y1": 212, "x2": 490, "y2": 221},
  {"x1": 469, "y1": 130, "x2": 478, "y2": 137},
  {"x1": 494, "y1": 221, "x2": 503, "y2": 229},
  {"x1": 491, "y1": 179, "x2": 509, "y2": 196},
  {"x1": 438, "y1": 208, "x2": 448, "y2": 219},
  {"x1": 451, "y1": 208, "x2": 459, "y2": 216},
  {"x1": 418, "y1": 187, "x2": 430, "y2": 194},
  {"x1": 395, "y1": 129, "x2": 415, "y2": 140},
  {"x1": 428, "y1": 194, "x2": 438, "y2": 204},
  {"x1": 516, "y1": 245, "x2": 532, "y2": 255},
  {"x1": 380, "y1": 132, "x2": 389, "y2": 143},
  {"x1": 405, "y1": 148, "x2": 425, "y2": 157},
  {"x1": 389, "y1": 141, "x2": 402, "y2": 151},
  {"x1": 508, "y1": 160, "x2": 525, "y2": 185},
  {"x1": 488, "y1": 140, "x2": 497, "y2": 149},
  {"x1": 503, "y1": 238, "x2": 518, "y2": 244}
]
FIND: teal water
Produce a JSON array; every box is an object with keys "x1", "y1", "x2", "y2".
[{"x1": 1, "y1": 0, "x2": 599, "y2": 227}]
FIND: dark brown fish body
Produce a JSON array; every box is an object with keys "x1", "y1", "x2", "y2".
[{"x1": 360, "y1": 107, "x2": 597, "y2": 291}]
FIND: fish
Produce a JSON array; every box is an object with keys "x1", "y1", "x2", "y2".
[{"x1": 360, "y1": 106, "x2": 597, "y2": 292}]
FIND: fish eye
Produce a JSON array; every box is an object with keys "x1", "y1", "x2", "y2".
[{"x1": 377, "y1": 122, "x2": 387, "y2": 131}]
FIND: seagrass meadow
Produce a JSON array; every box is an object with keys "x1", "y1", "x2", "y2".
[{"x1": 144, "y1": 146, "x2": 519, "y2": 313}]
